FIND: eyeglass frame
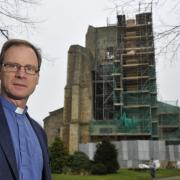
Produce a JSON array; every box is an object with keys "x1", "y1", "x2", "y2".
[{"x1": 1, "y1": 62, "x2": 39, "y2": 75}]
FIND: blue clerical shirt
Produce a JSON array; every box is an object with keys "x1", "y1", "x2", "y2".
[{"x1": 0, "y1": 96, "x2": 43, "y2": 180}]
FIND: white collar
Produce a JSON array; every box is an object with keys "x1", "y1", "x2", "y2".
[{"x1": 15, "y1": 107, "x2": 24, "y2": 114}]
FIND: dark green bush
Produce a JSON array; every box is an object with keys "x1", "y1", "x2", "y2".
[
  {"x1": 94, "y1": 140, "x2": 119, "y2": 174},
  {"x1": 49, "y1": 137, "x2": 69, "y2": 173},
  {"x1": 69, "y1": 151, "x2": 90, "y2": 174},
  {"x1": 91, "y1": 163, "x2": 107, "y2": 175}
]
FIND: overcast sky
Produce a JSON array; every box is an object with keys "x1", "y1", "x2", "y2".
[{"x1": 2, "y1": 0, "x2": 180, "y2": 126}]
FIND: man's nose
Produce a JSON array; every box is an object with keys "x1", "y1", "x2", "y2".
[{"x1": 15, "y1": 67, "x2": 26, "y2": 77}]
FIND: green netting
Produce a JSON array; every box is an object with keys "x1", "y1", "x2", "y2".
[
  {"x1": 158, "y1": 101, "x2": 180, "y2": 140},
  {"x1": 123, "y1": 93, "x2": 151, "y2": 105},
  {"x1": 160, "y1": 130, "x2": 180, "y2": 140},
  {"x1": 152, "y1": 122, "x2": 158, "y2": 136},
  {"x1": 158, "y1": 101, "x2": 180, "y2": 127},
  {"x1": 113, "y1": 92, "x2": 122, "y2": 103},
  {"x1": 148, "y1": 66, "x2": 156, "y2": 76},
  {"x1": 159, "y1": 114, "x2": 179, "y2": 126},
  {"x1": 158, "y1": 101, "x2": 180, "y2": 113},
  {"x1": 113, "y1": 64, "x2": 121, "y2": 74},
  {"x1": 113, "y1": 80, "x2": 121, "y2": 89},
  {"x1": 119, "y1": 112, "x2": 137, "y2": 128},
  {"x1": 98, "y1": 64, "x2": 114, "y2": 76},
  {"x1": 142, "y1": 79, "x2": 157, "y2": 92},
  {"x1": 90, "y1": 112, "x2": 151, "y2": 134}
]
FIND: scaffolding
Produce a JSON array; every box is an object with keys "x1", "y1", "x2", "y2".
[
  {"x1": 91, "y1": 12, "x2": 158, "y2": 139},
  {"x1": 158, "y1": 101, "x2": 180, "y2": 141}
]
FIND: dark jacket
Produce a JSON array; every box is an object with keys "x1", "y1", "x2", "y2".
[{"x1": 0, "y1": 102, "x2": 52, "y2": 180}]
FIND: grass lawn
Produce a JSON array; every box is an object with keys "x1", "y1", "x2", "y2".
[{"x1": 52, "y1": 169, "x2": 180, "y2": 180}]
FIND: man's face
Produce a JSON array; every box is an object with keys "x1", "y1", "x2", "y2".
[{"x1": 0, "y1": 45, "x2": 39, "y2": 101}]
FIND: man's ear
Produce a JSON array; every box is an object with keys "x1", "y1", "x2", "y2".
[{"x1": 36, "y1": 73, "x2": 39, "y2": 85}]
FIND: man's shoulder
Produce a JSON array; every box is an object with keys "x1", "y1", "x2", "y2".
[
  {"x1": 30, "y1": 118, "x2": 44, "y2": 131},
  {"x1": 29, "y1": 117, "x2": 47, "y2": 141},
  {"x1": 26, "y1": 113, "x2": 44, "y2": 131}
]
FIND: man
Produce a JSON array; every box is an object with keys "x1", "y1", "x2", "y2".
[
  {"x1": 0, "y1": 39, "x2": 52, "y2": 180},
  {"x1": 149, "y1": 158, "x2": 156, "y2": 180}
]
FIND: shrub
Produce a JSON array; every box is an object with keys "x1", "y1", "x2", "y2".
[
  {"x1": 62, "y1": 166, "x2": 71, "y2": 174},
  {"x1": 94, "y1": 140, "x2": 119, "y2": 174},
  {"x1": 49, "y1": 137, "x2": 69, "y2": 173},
  {"x1": 91, "y1": 163, "x2": 107, "y2": 175},
  {"x1": 69, "y1": 151, "x2": 90, "y2": 174}
]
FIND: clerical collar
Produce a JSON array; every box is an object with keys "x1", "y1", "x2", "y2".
[
  {"x1": 0, "y1": 96, "x2": 28, "y2": 115},
  {"x1": 15, "y1": 107, "x2": 24, "y2": 114}
]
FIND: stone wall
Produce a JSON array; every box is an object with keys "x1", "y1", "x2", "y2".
[
  {"x1": 43, "y1": 108, "x2": 63, "y2": 145},
  {"x1": 63, "y1": 45, "x2": 93, "y2": 153},
  {"x1": 86, "y1": 25, "x2": 117, "y2": 62}
]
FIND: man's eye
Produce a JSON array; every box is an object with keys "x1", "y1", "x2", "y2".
[
  {"x1": 9, "y1": 64, "x2": 18, "y2": 69},
  {"x1": 25, "y1": 66, "x2": 34, "y2": 71}
]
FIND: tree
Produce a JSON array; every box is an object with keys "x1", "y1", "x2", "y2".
[
  {"x1": 0, "y1": 0, "x2": 40, "y2": 39},
  {"x1": 49, "y1": 137, "x2": 69, "y2": 173},
  {"x1": 94, "y1": 140, "x2": 119, "y2": 174},
  {"x1": 69, "y1": 151, "x2": 90, "y2": 175}
]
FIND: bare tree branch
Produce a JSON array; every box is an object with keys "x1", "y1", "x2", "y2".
[
  {"x1": 0, "y1": 29, "x2": 8, "y2": 39},
  {"x1": 0, "y1": 0, "x2": 40, "y2": 39},
  {"x1": 108, "y1": 0, "x2": 180, "y2": 61}
]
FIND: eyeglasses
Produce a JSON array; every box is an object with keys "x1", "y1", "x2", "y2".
[{"x1": 1, "y1": 62, "x2": 39, "y2": 75}]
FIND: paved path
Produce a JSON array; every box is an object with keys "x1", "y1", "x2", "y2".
[{"x1": 157, "y1": 176, "x2": 180, "y2": 180}]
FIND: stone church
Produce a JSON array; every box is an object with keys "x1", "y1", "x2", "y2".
[{"x1": 44, "y1": 13, "x2": 180, "y2": 154}]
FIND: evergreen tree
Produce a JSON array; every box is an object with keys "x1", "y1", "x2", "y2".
[
  {"x1": 94, "y1": 140, "x2": 119, "y2": 174},
  {"x1": 69, "y1": 151, "x2": 90, "y2": 174},
  {"x1": 49, "y1": 137, "x2": 69, "y2": 173}
]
